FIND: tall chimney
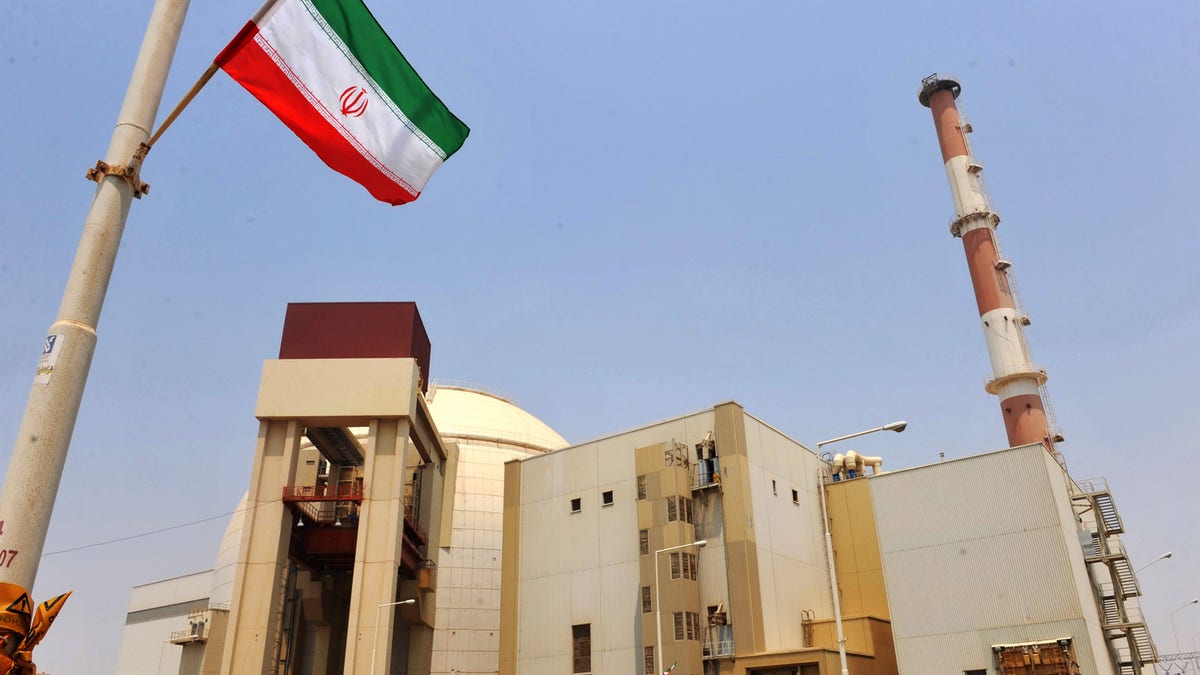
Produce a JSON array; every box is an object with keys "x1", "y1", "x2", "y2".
[{"x1": 918, "y1": 74, "x2": 1058, "y2": 450}]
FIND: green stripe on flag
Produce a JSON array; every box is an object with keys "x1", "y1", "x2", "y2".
[{"x1": 308, "y1": 0, "x2": 469, "y2": 157}]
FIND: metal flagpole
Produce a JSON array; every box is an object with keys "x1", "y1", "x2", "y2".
[{"x1": 0, "y1": 0, "x2": 191, "y2": 589}]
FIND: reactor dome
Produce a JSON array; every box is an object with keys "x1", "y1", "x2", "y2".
[{"x1": 425, "y1": 382, "x2": 568, "y2": 453}]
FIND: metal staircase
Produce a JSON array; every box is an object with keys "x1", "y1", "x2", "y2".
[{"x1": 1074, "y1": 478, "x2": 1159, "y2": 673}]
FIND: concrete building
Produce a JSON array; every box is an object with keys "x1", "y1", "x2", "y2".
[
  {"x1": 499, "y1": 401, "x2": 896, "y2": 675},
  {"x1": 499, "y1": 404, "x2": 1154, "y2": 675}
]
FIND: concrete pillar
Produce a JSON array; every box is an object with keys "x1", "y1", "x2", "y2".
[
  {"x1": 219, "y1": 419, "x2": 302, "y2": 674},
  {"x1": 344, "y1": 418, "x2": 413, "y2": 675}
]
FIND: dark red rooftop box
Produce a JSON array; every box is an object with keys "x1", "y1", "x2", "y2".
[{"x1": 279, "y1": 302, "x2": 431, "y2": 391}]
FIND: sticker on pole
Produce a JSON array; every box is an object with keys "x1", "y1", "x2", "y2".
[{"x1": 34, "y1": 334, "x2": 64, "y2": 385}]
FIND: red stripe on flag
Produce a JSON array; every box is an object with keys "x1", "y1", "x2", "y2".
[{"x1": 217, "y1": 31, "x2": 419, "y2": 205}]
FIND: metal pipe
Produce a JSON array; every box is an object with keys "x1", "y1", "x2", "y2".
[
  {"x1": 0, "y1": 0, "x2": 191, "y2": 589},
  {"x1": 655, "y1": 539, "x2": 706, "y2": 675}
]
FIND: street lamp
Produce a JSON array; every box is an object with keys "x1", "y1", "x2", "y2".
[
  {"x1": 370, "y1": 598, "x2": 416, "y2": 675},
  {"x1": 1171, "y1": 598, "x2": 1199, "y2": 653},
  {"x1": 816, "y1": 421, "x2": 907, "y2": 675},
  {"x1": 1135, "y1": 551, "x2": 1172, "y2": 574},
  {"x1": 816, "y1": 421, "x2": 908, "y2": 451},
  {"x1": 655, "y1": 539, "x2": 707, "y2": 675}
]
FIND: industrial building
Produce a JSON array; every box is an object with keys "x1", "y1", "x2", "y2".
[
  {"x1": 115, "y1": 75, "x2": 1163, "y2": 675},
  {"x1": 497, "y1": 403, "x2": 1153, "y2": 675}
]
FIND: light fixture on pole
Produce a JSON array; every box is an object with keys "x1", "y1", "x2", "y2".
[
  {"x1": 655, "y1": 539, "x2": 707, "y2": 675},
  {"x1": 816, "y1": 421, "x2": 908, "y2": 451},
  {"x1": 370, "y1": 598, "x2": 416, "y2": 675},
  {"x1": 1171, "y1": 598, "x2": 1199, "y2": 653},
  {"x1": 1134, "y1": 551, "x2": 1172, "y2": 574},
  {"x1": 815, "y1": 421, "x2": 907, "y2": 675}
]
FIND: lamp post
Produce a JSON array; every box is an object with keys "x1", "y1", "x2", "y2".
[
  {"x1": 815, "y1": 421, "x2": 907, "y2": 675},
  {"x1": 370, "y1": 598, "x2": 416, "y2": 675},
  {"x1": 655, "y1": 539, "x2": 707, "y2": 675},
  {"x1": 1134, "y1": 551, "x2": 1172, "y2": 574},
  {"x1": 1171, "y1": 598, "x2": 1199, "y2": 653}
]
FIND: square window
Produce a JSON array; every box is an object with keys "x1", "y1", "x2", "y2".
[
  {"x1": 602, "y1": 490, "x2": 614, "y2": 506},
  {"x1": 570, "y1": 497, "x2": 581, "y2": 513}
]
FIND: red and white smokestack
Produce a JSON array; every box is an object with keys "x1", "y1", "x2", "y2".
[{"x1": 918, "y1": 74, "x2": 1056, "y2": 450}]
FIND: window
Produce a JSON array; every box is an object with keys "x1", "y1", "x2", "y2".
[
  {"x1": 667, "y1": 496, "x2": 678, "y2": 522},
  {"x1": 772, "y1": 479, "x2": 777, "y2": 495},
  {"x1": 792, "y1": 489, "x2": 799, "y2": 504},
  {"x1": 641, "y1": 586, "x2": 652, "y2": 613},
  {"x1": 637, "y1": 475, "x2": 647, "y2": 500},
  {"x1": 640, "y1": 530, "x2": 649, "y2": 555},
  {"x1": 964, "y1": 671, "x2": 986, "y2": 675},
  {"x1": 572, "y1": 624, "x2": 591, "y2": 673},
  {"x1": 570, "y1": 497, "x2": 581, "y2": 513},
  {"x1": 602, "y1": 490, "x2": 614, "y2": 506},
  {"x1": 670, "y1": 553, "x2": 698, "y2": 581},
  {"x1": 683, "y1": 497, "x2": 693, "y2": 524},
  {"x1": 644, "y1": 646, "x2": 655, "y2": 675},
  {"x1": 673, "y1": 611, "x2": 700, "y2": 641}
]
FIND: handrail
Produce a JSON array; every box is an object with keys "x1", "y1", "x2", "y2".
[{"x1": 282, "y1": 485, "x2": 363, "y2": 501}]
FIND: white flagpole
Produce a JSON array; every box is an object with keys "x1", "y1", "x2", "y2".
[{"x1": 0, "y1": 0, "x2": 191, "y2": 589}]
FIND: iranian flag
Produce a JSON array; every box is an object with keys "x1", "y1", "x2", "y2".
[{"x1": 216, "y1": 0, "x2": 469, "y2": 205}]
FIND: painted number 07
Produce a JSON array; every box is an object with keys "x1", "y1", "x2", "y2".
[{"x1": 0, "y1": 550, "x2": 16, "y2": 568}]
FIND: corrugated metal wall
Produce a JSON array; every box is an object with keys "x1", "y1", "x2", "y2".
[{"x1": 870, "y1": 445, "x2": 1113, "y2": 675}]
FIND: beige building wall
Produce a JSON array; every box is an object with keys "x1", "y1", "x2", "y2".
[
  {"x1": 868, "y1": 444, "x2": 1114, "y2": 675},
  {"x1": 500, "y1": 402, "x2": 875, "y2": 675}
]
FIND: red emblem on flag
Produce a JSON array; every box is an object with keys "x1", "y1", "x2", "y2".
[{"x1": 339, "y1": 86, "x2": 368, "y2": 117}]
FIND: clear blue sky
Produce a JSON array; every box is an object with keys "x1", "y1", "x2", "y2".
[{"x1": 2, "y1": 1, "x2": 1198, "y2": 671}]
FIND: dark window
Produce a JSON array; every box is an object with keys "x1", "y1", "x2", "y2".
[
  {"x1": 641, "y1": 586, "x2": 652, "y2": 613},
  {"x1": 792, "y1": 489, "x2": 799, "y2": 504},
  {"x1": 640, "y1": 530, "x2": 649, "y2": 555},
  {"x1": 772, "y1": 479, "x2": 777, "y2": 495},
  {"x1": 667, "y1": 496, "x2": 678, "y2": 522},
  {"x1": 644, "y1": 646, "x2": 655, "y2": 675},
  {"x1": 673, "y1": 612, "x2": 684, "y2": 640},
  {"x1": 964, "y1": 671, "x2": 986, "y2": 675},
  {"x1": 572, "y1": 624, "x2": 591, "y2": 673},
  {"x1": 637, "y1": 475, "x2": 647, "y2": 500},
  {"x1": 602, "y1": 490, "x2": 614, "y2": 506},
  {"x1": 570, "y1": 497, "x2": 581, "y2": 513},
  {"x1": 670, "y1": 552, "x2": 681, "y2": 579},
  {"x1": 683, "y1": 497, "x2": 693, "y2": 524}
]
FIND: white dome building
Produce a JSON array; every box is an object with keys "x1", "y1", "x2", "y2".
[{"x1": 424, "y1": 383, "x2": 568, "y2": 675}]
